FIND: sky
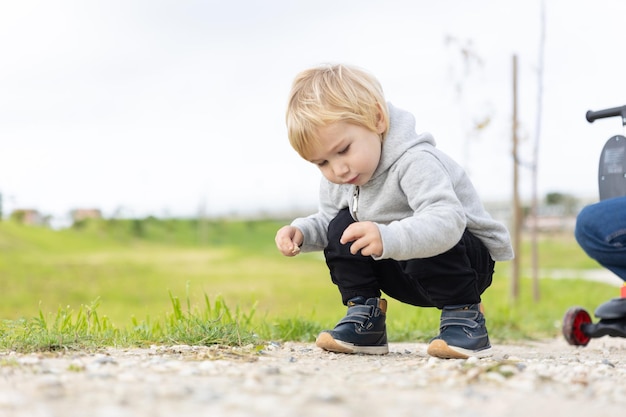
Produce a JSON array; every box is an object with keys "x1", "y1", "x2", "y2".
[{"x1": 1, "y1": 0, "x2": 625, "y2": 223}]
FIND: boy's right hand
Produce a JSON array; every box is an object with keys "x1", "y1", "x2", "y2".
[{"x1": 275, "y1": 226, "x2": 304, "y2": 257}]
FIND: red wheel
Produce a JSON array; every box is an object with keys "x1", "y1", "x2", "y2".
[{"x1": 562, "y1": 307, "x2": 592, "y2": 346}]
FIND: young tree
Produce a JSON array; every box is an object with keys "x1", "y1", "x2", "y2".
[{"x1": 529, "y1": 0, "x2": 547, "y2": 302}]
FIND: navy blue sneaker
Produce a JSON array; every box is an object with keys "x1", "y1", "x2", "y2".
[
  {"x1": 427, "y1": 304, "x2": 492, "y2": 359},
  {"x1": 315, "y1": 296, "x2": 388, "y2": 355}
]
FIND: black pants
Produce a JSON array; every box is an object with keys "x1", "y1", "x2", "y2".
[{"x1": 324, "y1": 208, "x2": 495, "y2": 308}]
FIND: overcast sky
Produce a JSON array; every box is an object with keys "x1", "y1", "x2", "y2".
[{"x1": 1, "y1": 0, "x2": 625, "y2": 221}]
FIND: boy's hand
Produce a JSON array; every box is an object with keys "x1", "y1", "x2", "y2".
[
  {"x1": 275, "y1": 226, "x2": 304, "y2": 257},
  {"x1": 340, "y1": 221, "x2": 383, "y2": 257}
]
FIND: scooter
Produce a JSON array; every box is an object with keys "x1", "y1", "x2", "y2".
[{"x1": 562, "y1": 105, "x2": 626, "y2": 346}]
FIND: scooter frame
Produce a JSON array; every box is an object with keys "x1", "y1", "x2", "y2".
[{"x1": 562, "y1": 105, "x2": 626, "y2": 346}]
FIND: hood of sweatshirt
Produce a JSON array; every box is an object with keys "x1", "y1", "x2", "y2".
[{"x1": 371, "y1": 102, "x2": 436, "y2": 180}]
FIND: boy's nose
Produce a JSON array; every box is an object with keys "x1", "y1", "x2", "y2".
[{"x1": 333, "y1": 163, "x2": 349, "y2": 178}]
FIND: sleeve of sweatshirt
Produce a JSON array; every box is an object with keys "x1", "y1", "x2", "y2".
[
  {"x1": 290, "y1": 178, "x2": 341, "y2": 252},
  {"x1": 374, "y1": 151, "x2": 467, "y2": 260}
]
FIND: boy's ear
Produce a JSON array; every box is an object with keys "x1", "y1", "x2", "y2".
[{"x1": 375, "y1": 103, "x2": 387, "y2": 135}]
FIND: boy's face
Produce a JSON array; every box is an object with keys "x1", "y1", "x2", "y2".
[{"x1": 308, "y1": 120, "x2": 385, "y2": 186}]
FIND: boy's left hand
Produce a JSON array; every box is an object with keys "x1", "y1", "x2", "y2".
[{"x1": 340, "y1": 221, "x2": 383, "y2": 257}]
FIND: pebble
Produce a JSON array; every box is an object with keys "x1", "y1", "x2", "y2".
[{"x1": 0, "y1": 338, "x2": 624, "y2": 417}]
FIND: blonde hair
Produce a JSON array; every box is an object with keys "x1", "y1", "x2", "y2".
[{"x1": 286, "y1": 64, "x2": 390, "y2": 159}]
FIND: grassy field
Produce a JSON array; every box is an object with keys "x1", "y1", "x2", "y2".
[{"x1": 0, "y1": 217, "x2": 621, "y2": 350}]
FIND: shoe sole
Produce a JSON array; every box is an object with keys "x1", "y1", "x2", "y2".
[
  {"x1": 427, "y1": 339, "x2": 492, "y2": 359},
  {"x1": 315, "y1": 332, "x2": 389, "y2": 355}
]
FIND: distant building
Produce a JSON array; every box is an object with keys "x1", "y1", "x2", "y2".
[
  {"x1": 10, "y1": 209, "x2": 45, "y2": 226},
  {"x1": 71, "y1": 208, "x2": 102, "y2": 223},
  {"x1": 484, "y1": 199, "x2": 581, "y2": 233},
  {"x1": 523, "y1": 215, "x2": 577, "y2": 232}
]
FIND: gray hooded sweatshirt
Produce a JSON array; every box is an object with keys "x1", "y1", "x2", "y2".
[{"x1": 291, "y1": 103, "x2": 514, "y2": 262}]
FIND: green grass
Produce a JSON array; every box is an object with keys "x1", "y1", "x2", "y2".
[{"x1": 0, "y1": 219, "x2": 621, "y2": 352}]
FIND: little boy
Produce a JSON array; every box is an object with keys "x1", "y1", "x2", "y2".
[{"x1": 275, "y1": 64, "x2": 514, "y2": 359}]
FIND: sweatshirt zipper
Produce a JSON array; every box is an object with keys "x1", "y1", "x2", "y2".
[{"x1": 352, "y1": 185, "x2": 360, "y2": 221}]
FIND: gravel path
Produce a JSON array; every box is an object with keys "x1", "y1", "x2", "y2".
[{"x1": 1, "y1": 337, "x2": 625, "y2": 417}]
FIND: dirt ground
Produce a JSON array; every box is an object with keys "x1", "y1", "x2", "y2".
[{"x1": 1, "y1": 337, "x2": 625, "y2": 417}]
